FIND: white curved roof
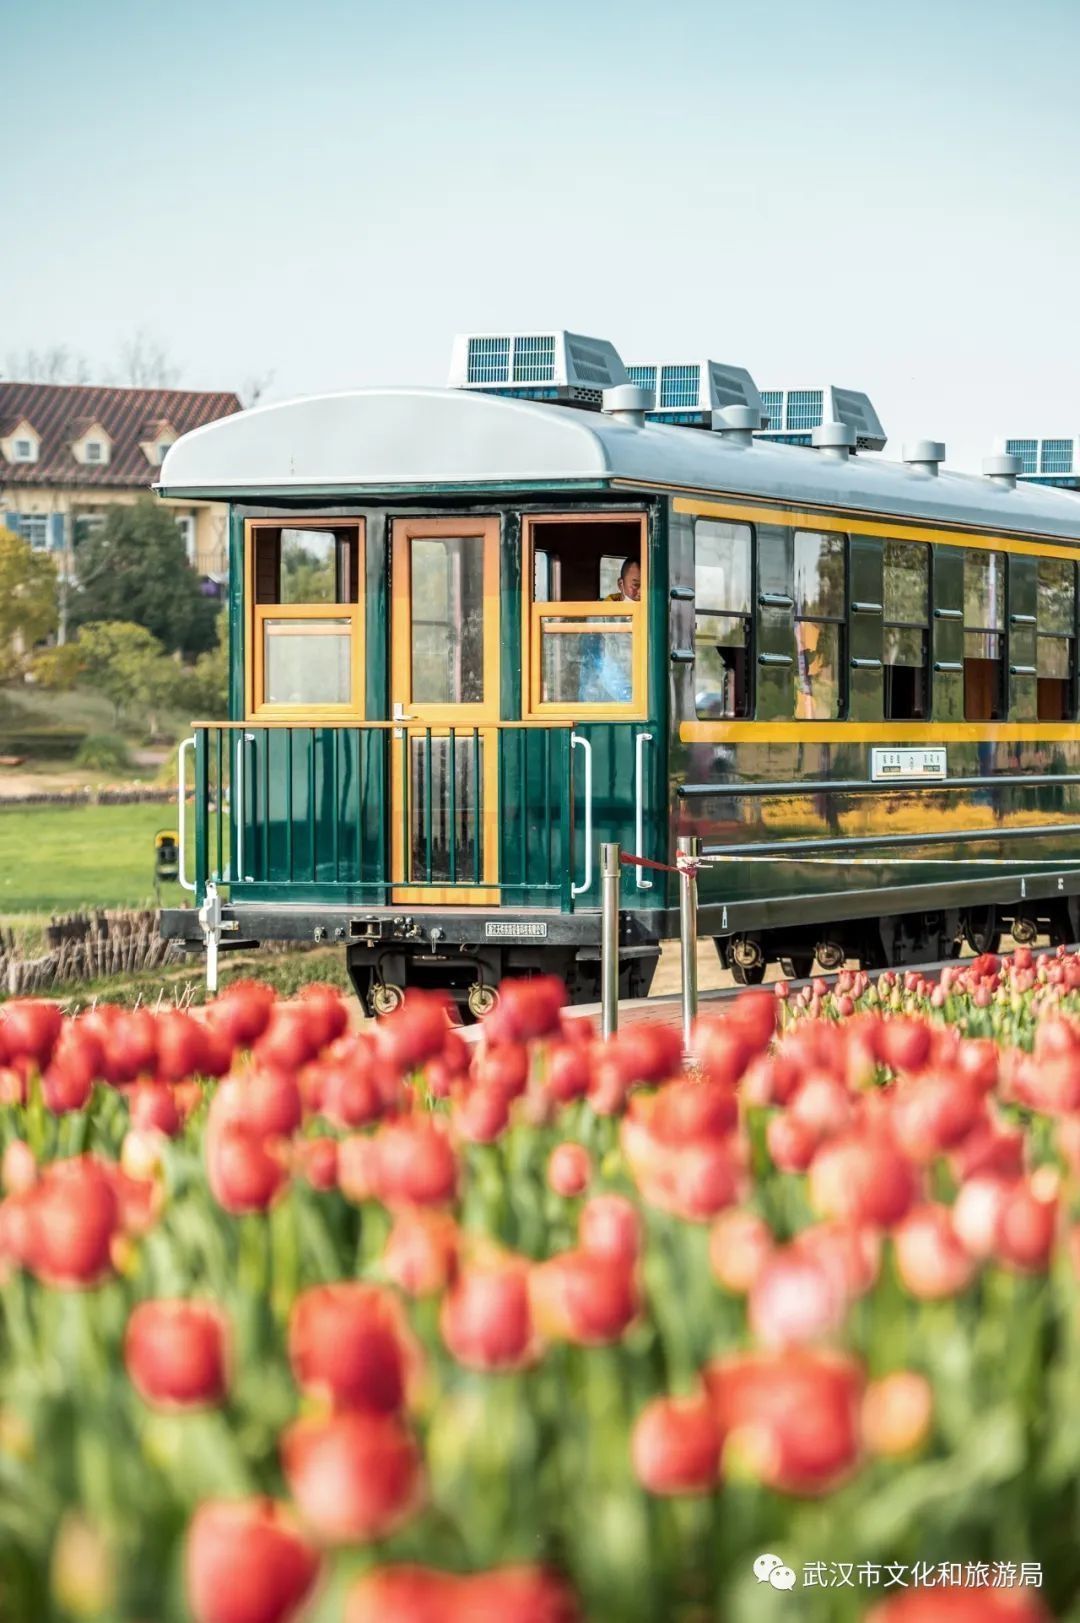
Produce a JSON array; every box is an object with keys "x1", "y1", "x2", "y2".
[{"x1": 157, "y1": 387, "x2": 1080, "y2": 542}]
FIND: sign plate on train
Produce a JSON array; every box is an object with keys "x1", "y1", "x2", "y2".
[
  {"x1": 870, "y1": 747, "x2": 947, "y2": 782},
  {"x1": 485, "y1": 921, "x2": 548, "y2": 939}
]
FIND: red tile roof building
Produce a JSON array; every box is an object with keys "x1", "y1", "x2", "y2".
[{"x1": 0, "y1": 381, "x2": 242, "y2": 580}]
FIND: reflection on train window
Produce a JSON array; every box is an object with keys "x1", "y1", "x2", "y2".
[
  {"x1": 249, "y1": 521, "x2": 363, "y2": 714},
  {"x1": 539, "y1": 616, "x2": 634, "y2": 705},
  {"x1": 1037, "y1": 558, "x2": 1075, "y2": 721},
  {"x1": 883, "y1": 540, "x2": 929, "y2": 720},
  {"x1": 254, "y1": 526, "x2": 359, "y2": 606},
  {"x1": 963, "y1": 550, "x2": 1005, "y2": 721},
  {"x1": 410, "y1": 535, "x2": 485, "y2": 705},
  {"x1": 794, "y1": 530, "x2": 846, "y2": 719},
  {"x1": 524, "y1": 515, "x2": 644, "y2": 714},
  {"x1": 694, "y1": 519, "x2": 752, "y2": 719}
]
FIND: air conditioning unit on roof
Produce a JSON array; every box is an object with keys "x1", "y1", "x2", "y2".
[
  {"x1": 623, "y1": 360, "x2": 764, "y2": 429},
  {"x1": 448, "y1": 331, "x2": 628, "y2": 408}
]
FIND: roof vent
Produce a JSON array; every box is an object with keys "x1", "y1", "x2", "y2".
[
  {"x1": 811, "y1": 421, "x2": 856, "y2": 460},
  {"x1": 601, "y1": 384, "x2": 653, "y2": 427},
  {"x1": 983, "y1": 452, "x2": 1022, "y2": 490},
  {"x1": 622, "y1": 358, "x2": 763, "y2": 430},
  {"x1": 711, "y1": 404, "x2": 760, "y2": 446},
  {"x1": 756, "y1": 386, "x2": 886, "y2": 451},
  {"x1": 902, "y1": 439, "x2": 946, "y2": 476},
  {"x1": 448, "y1": 331, "x2": 627, "y2": 410}
]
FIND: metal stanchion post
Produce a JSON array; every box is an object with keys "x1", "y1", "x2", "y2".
[
  {"x1": 600, "y1": 842, "x2": 621, "y2": 1039},
  {"x1": 677, "y1": 835, "x2": 700, "y2": 1052}
]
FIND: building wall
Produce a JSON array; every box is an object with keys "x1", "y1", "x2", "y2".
[{"x1": 0, "y1": 485, "x2": 230, "y2": 579}]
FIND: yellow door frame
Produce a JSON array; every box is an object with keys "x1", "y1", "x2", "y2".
[{"x1": 389, "y1": 516, "x2": 501, "y2": 904}]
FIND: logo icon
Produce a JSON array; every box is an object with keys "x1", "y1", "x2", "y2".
[{"x1": 754, "y1": 1553, "x2": 798, "y2": 1591}]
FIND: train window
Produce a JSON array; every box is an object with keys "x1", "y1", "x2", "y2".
[
  {"x1": 883, "y1": 540, "x2": 929, "y2": 720},
  {"x1": 694, "y1": 520, "x2": 752, "y2": 719},
  {"x1": 963, "y1": 549, "x2": 1005, "y2": 721},
  {"x1": 1037, "y1": 558, "x2": 1075, "y2": 721},
  {"x1": 793, "y1": 530, "x2": 846, "y2": 719},
  {"x1": 248, "y1": 521, "x2": 364, "y2": 715},
  {"x1": 523, "y1": 514, "x2": 645, "y2": 714}
]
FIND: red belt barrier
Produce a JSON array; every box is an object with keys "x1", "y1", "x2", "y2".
[{"x1": 618, "y1": 852, "x2": 701, "y2": 878}]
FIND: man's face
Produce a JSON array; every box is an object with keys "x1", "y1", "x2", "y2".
[{"x1": 620, "y1": 562, "x2": 641, "y2": 601}]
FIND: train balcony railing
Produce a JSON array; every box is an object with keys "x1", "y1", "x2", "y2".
[{"x1": 177, "y1": 721, "x2": 612, "y2": 910}]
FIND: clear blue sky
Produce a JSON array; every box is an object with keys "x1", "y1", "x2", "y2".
[{"x1": 6, "y1": 0, "x2": 1079, "y2": 469}]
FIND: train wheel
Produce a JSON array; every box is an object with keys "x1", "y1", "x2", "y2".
[
  {"x1": 370, "y1": 982, "x2": 405, "y2": 1017},
  {"x1": 731, "y1": 962, "x2": 766, "y2": 986},
  {"x1": 963, "y1": 908, "x2": 1001, "y2": 956},
  {"x1": 467, "y1": 983, "x2": 498, "y2": 1019}
]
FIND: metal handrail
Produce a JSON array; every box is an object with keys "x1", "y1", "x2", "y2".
[
  {"x1": 571, "y1": 732, "x2": 593, "y2": 898},
  {"x1": 635, "y1": 730, "x2": 654, "y2": 889},
  {"x1": 177, "y1": 737, "x2": 196, "y2": 893}
]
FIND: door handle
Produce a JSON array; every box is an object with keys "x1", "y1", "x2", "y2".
[
  {"x1": 571, "y1": 733, "x2": 593, "y2": 899},
  {"x1": 635, "y1": 731, "x2": 654, "y2": 890}
]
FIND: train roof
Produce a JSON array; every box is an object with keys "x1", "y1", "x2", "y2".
[{"x1": 157, "y1": 387, "x2": 1080, "y2": 543}]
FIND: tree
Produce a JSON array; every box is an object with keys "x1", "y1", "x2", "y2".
[
  {"x1": 3, "y1": 345, "x2": 90, "y2": 385},
  {"x1": 181, "y1": 610, "x2": 229, "y2": 718},
  {"x1": 0, "y1": 528, "x2": 59, "y2": 680},
  {"x1": 69, "y1": 498, "x2": 217, "y2": 657},
  {"x1": 114, "y1": 329, "x2": 181, "y2": 389},
  {"x1": 75, "y1": 622, "x2": 177, "y2": 736}
]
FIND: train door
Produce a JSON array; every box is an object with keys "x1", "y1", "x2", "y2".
[{"x1": 389, "y1": 516, "x2": 501, "y2": 903}]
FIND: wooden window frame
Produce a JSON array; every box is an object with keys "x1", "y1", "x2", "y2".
[
  {"x1": 882, "y1": 536, "x2": 931, "y2": 722},
  {"x1": 245, "y1": 517, "x2": 365, "y2": 721},
  {"x1": 962, "y1": 547, "x2": 1007, "y2": 722},
  {"x1": 521, "y1": 512, "x2": 648, "y2": 720},
  {"x1": 793, "y1": 528, "x2": 848, "y2": 721},
  {"x1": 692, "y1": 515, "x2": 755, "y2": 720}
]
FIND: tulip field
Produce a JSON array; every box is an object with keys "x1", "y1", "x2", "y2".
[{"x1": 4, "y1": 953, "x2": 1080, "y2": 1621}]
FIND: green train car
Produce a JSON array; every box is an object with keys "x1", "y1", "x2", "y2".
[{"x1": 158, "y1": 332, "x2": 1080, "y2": 1012}]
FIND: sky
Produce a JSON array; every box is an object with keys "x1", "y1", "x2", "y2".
[{"x1": 5, "y1": 0, "x2": 1079, "y2": 471}]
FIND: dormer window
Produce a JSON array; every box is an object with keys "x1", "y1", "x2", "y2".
[
  {"x1": 157, "y1": 441, "x2": 174, "y2": 463},
  {"x1": 14, "y1": 439, "x2": 34, "y2": 462},
  {"x1": 86, "y1": 442, "x2": 104, "y2": 463}
]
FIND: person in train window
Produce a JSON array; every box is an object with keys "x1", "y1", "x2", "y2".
[{"x1": 606, "y1": 558, "x2": 641, "y2": 602}]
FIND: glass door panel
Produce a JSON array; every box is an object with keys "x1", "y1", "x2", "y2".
[{"x1": 390, "y1": 518, "x2": 500, "y2": 903}]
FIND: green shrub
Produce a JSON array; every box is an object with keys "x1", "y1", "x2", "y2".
[
  {"x1": 74, "y1": 733, "x2": 132, "y2": 773},
  {"x1": 0, "y1": 726, "x2": 88, "y2": 760}
]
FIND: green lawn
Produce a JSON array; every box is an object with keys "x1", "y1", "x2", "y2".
[{"x1": 0, "y1": 801, "x2": 193, "y2": 918}]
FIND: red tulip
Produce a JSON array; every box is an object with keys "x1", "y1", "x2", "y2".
[
  {"x1": 185, "y1": 1499, "x2": 319, "y2": 1623},
  {"x1": 471, "y1": 1042, "x2": 530, "y2": 1101},
  {"x1": 650, "y1": 1078, "x2": 738, "y2": 1144},
  {"x1": 288, "y1": 1283, "x2": 418, "y2": 1413},
  {"x1": 952, "y1": 1174, "x2": 1014, "y2": 1260},
  {"x1": 1, "y1": 999, "x2": 63, "y2": 1066},
  {"x1": 788, "y1": 1072, "x2": 852, "y2": 1138},
  {"x1": 453, "y1": 1084, "x2": 511, "y2": 1144},
  {"x1": 877, "y1": 1017, "x2": 932, "y2": 1074},
  {"x1": 455, "y1": 1567, "x2": 581, "y2": 1623},
  {"x1": 372, "y1": 1117, "x2": 459, "y2": 1207},
  {"x1": 578, "y1": 1194, "x2": 641, "y2": 1264},
  {"x1": 106, "y1": 1008, "x2": 159, "y2": 1083},
  {"x1": 281, "y1": 1411, "x2": 423, "y2": 1543},
  {"x1": 994, "y1": 1171, "x2": 1058, "y2": 1272},
  {"x1": 319, "y1": 1058, "x2": 382, "y2": 1129},
  {"x1": 27, "y1": 1156, "x2": 118, "y2": 1288},
  {"x1": 793, "y1": 1221, "x2": 880, "y2": 1302},
  {"x1": 125, "y1": 1299, "x2": 229, "y2": 1410},
  {"x1": 766, "y1": 1110, "x2": 820, "y2": 1173},
  {"x1": 544, "y1": 1044, "x2": 591, "y2": 1103},
  {"x1": 296, "y1": 983, "x2": 349, "y2": 1048},
  {"x1": 709, "y1": 1208, "x2": 773, "y2": 1294},
  {"x1": 241, "y1": 1067, "x2": 303, "y2": 1139},
  {"x1": 207, "y1": 1125, "x2": 288, "y2": 1215},
  {"x1": 1, "y1": 1139, "x2": 36, "y2": 1197},
  {"x1": 894, "y1": 1204, "x2": 977, "y2": 1299},
  {"x1": 809, "y1": 1130, "x2": 917, "y2": 1229},
  {"x1": 861, "y1": 1370, "x2": 933, "y2": 1457},
  {"x1": 867, "y1": 1588, "x2": 1049, "y2": 1621},
  {"x1": 440, "y1": 1255, "x2": 538, "y2": 1370},
  {"x1": 130, "y1": 1084, "x2": 181, "y2": 1138},
  {"x1": 345, "y1": 1566, "x2": 460, "y2": 1623},
  {"x1": 704, "y1": 1347, "x2": 863, "y2": 1496},
  {"x1": 748, "y1": 1248, "x2": 846, "y2": 1348},
  {"x1": 208, "y1": 980, "x2": 276, "y2": 1047},
  {"x1": 691, "y1": 1020, "x2": 749, "y2": 1088},
  {"x1": 384, "y1": 1209, "x2": 459, "y2": 1296},
  {"x1": 484, "y1": 975, "x2": 567, "y2": 1041},
  {"x1": 292, "y1": 1136, "x2": 338, "y2": 1191},
  {"x1": 155, "y1": 1010, "x2": 210, "y2": 1082},
  {"x1": 889, "y1": 1069, "x2": 982, "y2": 1163},
  {"x1": 547, "y1": 1142, "x2": 591, "y2": 1198},
  {"x1": 374, "y1": 991, "x2": 453, "y2": 1071},
  {"x1": 529, "y1": 1248, "x2": 638, "y2": 1346},
  {"x1": 631, "y1": 1390, "x2": 721, "y2": 1494}
]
